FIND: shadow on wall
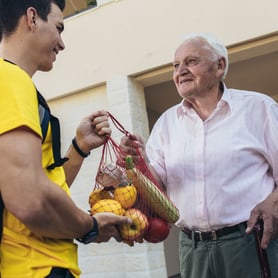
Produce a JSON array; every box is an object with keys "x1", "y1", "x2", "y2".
[{"x1": 169, "y1": 274, "x2": 181, "y2": 278}]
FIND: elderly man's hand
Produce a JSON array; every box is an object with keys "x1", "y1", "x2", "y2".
[{"x1": 246, "y1": 191, "x2": 278, "y2": 249}]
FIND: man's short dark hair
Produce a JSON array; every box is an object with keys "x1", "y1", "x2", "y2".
[{"x1": 0, "y1": 0, "x2": 65, "y2": 38}]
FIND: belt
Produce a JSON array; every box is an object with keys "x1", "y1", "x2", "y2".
[{"x1": 182, "y1": 222, "x2": 247, "y2": 241}]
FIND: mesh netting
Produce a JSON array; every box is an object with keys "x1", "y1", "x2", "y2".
[{"x1": 88, "y1": 113, "x2": 180, "y2": 244}]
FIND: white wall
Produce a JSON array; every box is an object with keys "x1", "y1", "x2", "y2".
[{"x1": 34, "y1": 0, "x2": 278, "y2": 99}]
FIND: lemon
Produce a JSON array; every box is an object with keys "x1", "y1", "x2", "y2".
[
  {"x1": 114, "y1": 183, "x2": 137, "y2": 209},
  {"x1": 90, "y1": 199, "x2": 125, "y2": 215},
  {"x1": 88, "y1": 188, "x2": 113, "y2": 208}
]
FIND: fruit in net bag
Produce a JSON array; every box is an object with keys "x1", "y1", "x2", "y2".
[
  {"x1": 96, "y1": 163, "x2": 125, "y2": 188},
  {"x1": 114, "y1": 182, "x2": 137, "y2": 209},
  {"x1": 88, "y1": 188, "x2": 114, "y2": 207},
  {"x1": 120, "y1": 208, "x2": 149, "y2": 241},
  {"x1": 125, "y1": 155, "x2": 179, "y2": 224},
  {"x1": 91, "y1": 199, "x2": 125, "y2": 216},
  {"x1": 144, "y1": 217, "x2": 170, "y2": 243}
]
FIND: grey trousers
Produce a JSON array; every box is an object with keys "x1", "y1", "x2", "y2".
[{"x1": 179, "y1": 224, "x2": 278, "y2": 278}]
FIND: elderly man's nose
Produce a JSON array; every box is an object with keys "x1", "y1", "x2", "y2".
[{"x1": 178, "y1": 65, "x2": 189, "y2": 75}]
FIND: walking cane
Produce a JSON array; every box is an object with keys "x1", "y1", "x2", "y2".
[{"x1": 253, "y1": 219, "x2": 271, "y2": 278}]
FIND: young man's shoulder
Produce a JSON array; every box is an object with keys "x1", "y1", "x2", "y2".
[{"x1": 0, "y1": 58, "x2": 33, "y2": 88}]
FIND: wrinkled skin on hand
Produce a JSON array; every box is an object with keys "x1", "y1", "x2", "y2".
[
  {"x1": 119, "y1": 134, "x2": 147, "y2": 166},
  {"x1": 246, "y1": 191, "x2": 278, "y2": 249}
]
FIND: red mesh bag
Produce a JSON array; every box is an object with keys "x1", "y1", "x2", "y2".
[{"x1": 88, "y1": 113, "x2": 180, "y2": 244}]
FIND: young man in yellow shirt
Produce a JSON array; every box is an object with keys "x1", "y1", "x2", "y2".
[{"x1": 0, "y1": 1, "x2": 131, "y2": 277}]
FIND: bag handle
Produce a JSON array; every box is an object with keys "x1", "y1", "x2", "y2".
[{"x1": 106, "y1": 112, "x2": 159, "y2": 186}]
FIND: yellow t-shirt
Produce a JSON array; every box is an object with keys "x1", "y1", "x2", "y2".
[{"x1": 0, "y1": 59, "x2": 81, "y2": 278}]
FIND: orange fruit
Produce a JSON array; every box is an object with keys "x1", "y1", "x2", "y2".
[
  {"x1": 114, "y1": 183, "x2": 137, "y2": 209},
  {"x1": 88, "y1": 188, "x2": 113, "y2": 208},
  {"x1": 90, "y1": 199, "x2": 125, "y2": 216}
]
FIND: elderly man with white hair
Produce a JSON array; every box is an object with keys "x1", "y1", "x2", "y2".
[{"x1": 120, "y1": 33, "x2": 278, "y2": 278}]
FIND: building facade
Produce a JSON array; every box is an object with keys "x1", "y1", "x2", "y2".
[{"x1": 34, "y1": 0, "x2": 278, "y2": 277}]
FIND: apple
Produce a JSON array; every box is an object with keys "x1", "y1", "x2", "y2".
[
  {"x1": 120, "y1": 208, "x2": 149, "y2": 242},
  {"x1": 143, "y1": 217, "x2": 170, "y2": 243}
]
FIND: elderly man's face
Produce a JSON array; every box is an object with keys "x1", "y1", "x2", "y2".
[{"x1": 172, "y1": 39, "x2": 224, "y2": 100}]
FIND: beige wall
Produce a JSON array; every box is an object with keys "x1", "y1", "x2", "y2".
[{"x1": 34, "y1": 0, "x2": 278, "y2": 99}]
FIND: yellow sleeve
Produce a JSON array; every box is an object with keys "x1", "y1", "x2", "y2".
[{"x1": 0, "y1": 59, "x2": 42, "y2": 138}]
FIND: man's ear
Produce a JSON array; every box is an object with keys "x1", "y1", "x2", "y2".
[
  {"x1": 216, "y1": 57, "x2": 226, "y2": 78},
  {"x1": 26, "y1": 7, "x2": 38, "y2": 30},
  {"x1": 218, "y1": 57, "x2": 226, "y2": 70}
]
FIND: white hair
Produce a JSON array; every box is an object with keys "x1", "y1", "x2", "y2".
[{"x1": 180, "y1": 32, "x2": 229, "y2": 80}]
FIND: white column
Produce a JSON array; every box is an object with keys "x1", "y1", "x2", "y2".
[{"x1": 106, "y1": 75, "x2": 150, "y2": 141}]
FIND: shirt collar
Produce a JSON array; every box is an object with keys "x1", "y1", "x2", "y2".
[
  {"x1": 219, "y1": 83, "x2": 232, "y2": 111},
  {"x1": 176, "y1": 82, "x2": 232, "y2": 118}
]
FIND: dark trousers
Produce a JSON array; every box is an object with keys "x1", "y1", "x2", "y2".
[
  {"x1": 45, "y1": 267, "x2": 74, "y2": 278},
  {"x1": 179, "y1": 224, "x2": 278, "y2": 278}
]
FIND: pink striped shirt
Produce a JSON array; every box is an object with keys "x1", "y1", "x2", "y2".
[{"x1": 146, "y1": 84, "x2": 278, "y2": 231}]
